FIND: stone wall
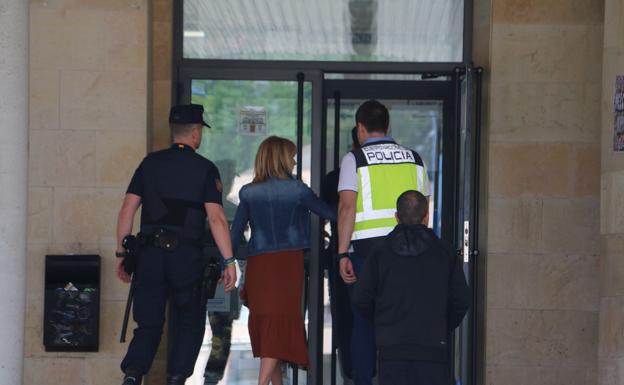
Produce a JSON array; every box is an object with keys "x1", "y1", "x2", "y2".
[
  {"x1": 483, "y1": 0, "x2": 604, "y2": 383},
  {"x1": 599, "y1": 0, "x2": 624, "y2": 383},
  {"x1": 26, "y1": 1, "x2": 148, "y2": 383},
  {"x1": 151, "y1": 0, "x2": 173, "y2": 151}
]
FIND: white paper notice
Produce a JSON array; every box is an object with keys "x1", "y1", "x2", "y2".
[{"x1": 239, "y1": 106, "x2": 268, "y2": 136}]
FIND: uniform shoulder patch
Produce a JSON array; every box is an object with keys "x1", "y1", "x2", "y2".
[{"x1": 215, "y1": 179, "x2": 223, "y2": 193}]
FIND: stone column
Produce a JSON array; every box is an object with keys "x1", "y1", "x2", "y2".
[{"x1": 0, "y1": 1, "x2": 29, "y2": 384}]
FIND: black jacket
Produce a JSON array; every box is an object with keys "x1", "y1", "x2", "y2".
[{"x1": 352, "y1": 224, "x2": 470, "y2": 362}]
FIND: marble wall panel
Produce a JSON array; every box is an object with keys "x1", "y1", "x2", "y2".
[
  {"x1": 28, "y1": 188, "x2": 54, "y2": 244},
  {"x1": 23, "y1": 358, "x2": 84, "y2": 385},
  {"x1": 51, "y1": 188, "x2": 100, "y2": 244},
  {"x1": 600, "y1": 171, "x2": 624, "y2": 234},
  {"x1": 600, "y1": 233, "x2": 624, "y2": 297},
  {"x1": 487, "y1": 308, "x2": 598, "y2": 367},
  {"x1": 60, "y1": 70, "x2": 147, "y2": 132},
  {"x1": 491, "y1": 24, "x2": 603, "y2": 85},
  {"x1": 487, "y1": 364, "x2": 596, "y2": 385},
  {"x1": 488, "y1": 143, "x2": 571, "y2": 197},
  {"x1": 598, "y1": 297, "x2": 624, "y2": 358},
  {"x1": 95, "y1": 188, "x2": 126, "y2": 245},
  {"x1": 30, "y1": 0, "x2": 146, "y2": 12},
  {"x1": 30, "y1": 7, "x2": 147, "y2": 71},
  {"x1": 152, "y1": 21, "x2": 172, "y2": 82},
  {"x1": 571, "y1": 143, "x2": 601, "y2": 197},
  {"x1": 541, "y1": 198, "x2": 600, "y2": 255},
  {"x1": 486, "y1": 198, "x2": 543, "y2": 253},
  {"x1": 84, "y1": 357, "x2": 126, "y2": 385},
  {"x1": 152, "y1": 80, "x2": 172, "y2": 151},
  {"x1": 599, "y1": 357, "x2": 624, "y2": 385},
  {"x1": 487, "y1": 253, "x2": 599, "y2": 312},
  {"x1": 492, "y1": 0, "x2": 604, "y2": 24},
  {"x1": 603, "y1": 0, "x2": 624, "y2": 49},
  {"x1": 29, "y1": 130, "x2": 96, "y2": 187},
  {"x1": 23, "y1": 297, "x2": 44, "y2": 358},
  {"x1": 26, "y1": 244, "x2": 48, "y2": 302},
  {"x1": 30, "y1": 69, "x2": 60, "y2": 130},
  {"x1": 97, "y1": 300, "x2": 136, "y2": 356},
  {"x1": 153, "y1": 0, "x2": 171, "y2": 22},
  {"x1": 95, "y1": 130, "x2": 146, "y2": 187},
  {"x1": 490, "y1": 82, "x2": 602, "y2": 144}
]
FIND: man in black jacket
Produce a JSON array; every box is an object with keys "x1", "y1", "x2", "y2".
[{"x1": 352, "y1": 190, "x2": 470, "y2": 385}]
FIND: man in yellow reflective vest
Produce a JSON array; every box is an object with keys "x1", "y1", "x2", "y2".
[{"x1": 337, "y1": 100, "x2": 430, "y2": 385}]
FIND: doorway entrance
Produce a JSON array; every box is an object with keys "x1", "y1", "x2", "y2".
[{"x1": 175, "y1": 68, "x2": 480, "y2": 385}]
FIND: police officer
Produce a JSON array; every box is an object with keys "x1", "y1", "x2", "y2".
[
  {"x1": 115, "y1": 104, "x2": 237, "y2": 385},
  {"x1": 337, "y1": 100, "x2": 430, "y2": 385}
]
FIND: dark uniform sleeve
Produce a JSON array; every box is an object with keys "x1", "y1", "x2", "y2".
[
  {"x1": 203, "y1": 163, "x2": 223, "y2": 205},
  {"x1": 126, "y1": 163, "x2": 144, "y2": 196}
]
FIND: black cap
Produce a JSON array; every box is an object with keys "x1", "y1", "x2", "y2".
[{"x1": 168, "y1": 104, "x2": 211, "y2": 128}]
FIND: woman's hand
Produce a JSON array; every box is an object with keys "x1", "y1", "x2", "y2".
[{"x1": 221, "y1": 264, "x2": 237, "y2": 292}]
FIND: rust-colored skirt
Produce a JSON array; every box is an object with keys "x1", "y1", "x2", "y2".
[{"x1": 240, "y1": 249, "x2": 309, "y2": 367}]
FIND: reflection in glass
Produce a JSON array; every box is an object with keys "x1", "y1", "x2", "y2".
[
  {"x1": 184, "y1": 0, "x2": 464, "y2": 62},
  {"x1": 193, "y1": 79, "x2": 312, "y2": 221}
]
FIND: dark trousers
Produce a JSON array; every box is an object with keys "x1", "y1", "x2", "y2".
[
  {"x1": 348, "y1": 240, "x2": 379, "y2": 385},
  {"x1": 121, "y1": 245, "x2": 206, "y2": 378},
  {"x1": 379, "y1": 360, "x2": 450, "y2": 385},
  {"x1": 328, "y1": 255, "x2": 353, "y2": 379}
]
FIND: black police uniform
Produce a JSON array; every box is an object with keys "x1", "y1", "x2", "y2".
[{"x1": 120, "y1": 142, "x2": 223, "y2": 379}]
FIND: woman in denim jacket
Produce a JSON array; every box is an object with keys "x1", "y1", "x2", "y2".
[{"x1": 231, "y1": 136, "x2": 336, "y2": 385}]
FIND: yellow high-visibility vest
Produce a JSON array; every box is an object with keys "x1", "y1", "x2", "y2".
[{"x1": 352, "y1": 140, "x2": 428, "y2": 240}]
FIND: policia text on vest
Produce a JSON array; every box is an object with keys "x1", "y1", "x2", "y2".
[{"x1": 351, "y1": 141, "x2": 429, "y2": 240}]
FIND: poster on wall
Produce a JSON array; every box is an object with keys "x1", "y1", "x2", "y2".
[
  {"x1": 239, "y1": 106, "x2": 268, "y2": 136},
  {"x1": 614, "y1": 76, "x2": 624, "y2": 151}
]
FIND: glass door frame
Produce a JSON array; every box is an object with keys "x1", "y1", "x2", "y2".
[
  {"x1": 177, "y1": 67, "x2": 328, "y2": 385},
  {"x1": 321, "y1": 77, "x2": 463, "y2": 385}
]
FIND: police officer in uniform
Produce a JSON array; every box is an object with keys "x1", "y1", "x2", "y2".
[
  {"x1": 337, "y1": 100, "x2": 430, "y2": 385},
  {"x1": 115, "y1": 104, "x2": 237, "y2": 385}
]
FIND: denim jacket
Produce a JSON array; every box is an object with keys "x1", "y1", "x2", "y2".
[{"x1": 231, "y1": 177, "x2": 337, "y2": 257}]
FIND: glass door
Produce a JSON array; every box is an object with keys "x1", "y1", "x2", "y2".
[
  {"x1": 453, "y1": 67, "x2": 483, "y2": 385},
  {"x1": 320, "y1": 76, "x2": 462, "y2": 385},
  {"x1": 176, "y1": 70, "x2": 325, "y2": 385}
]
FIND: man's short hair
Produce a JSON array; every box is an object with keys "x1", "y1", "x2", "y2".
[
  {"x1": 396, "y1": 190, "x2": 428, "y2": 225},
  {"x1": 355, "y1": 100, "x2": 389, "y2": 134},
  {"x1": 170, "y1": 123, "x2": 198, "y2": 138}
]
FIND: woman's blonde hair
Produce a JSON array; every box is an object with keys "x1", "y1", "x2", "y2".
[{"x1": 253, "y1": 136, "x2": 297, "y2": 183}]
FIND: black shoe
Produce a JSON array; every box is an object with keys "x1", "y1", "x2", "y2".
[
  {"x1": 166, "y1": 374, "x2": 187, "y2": 385},
  {"x1": 122, "y1": 368, "x2": 143, "y2": 385},
  {"x1": 121, "y1": 375, "x2": 141, "y2": 385}
]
